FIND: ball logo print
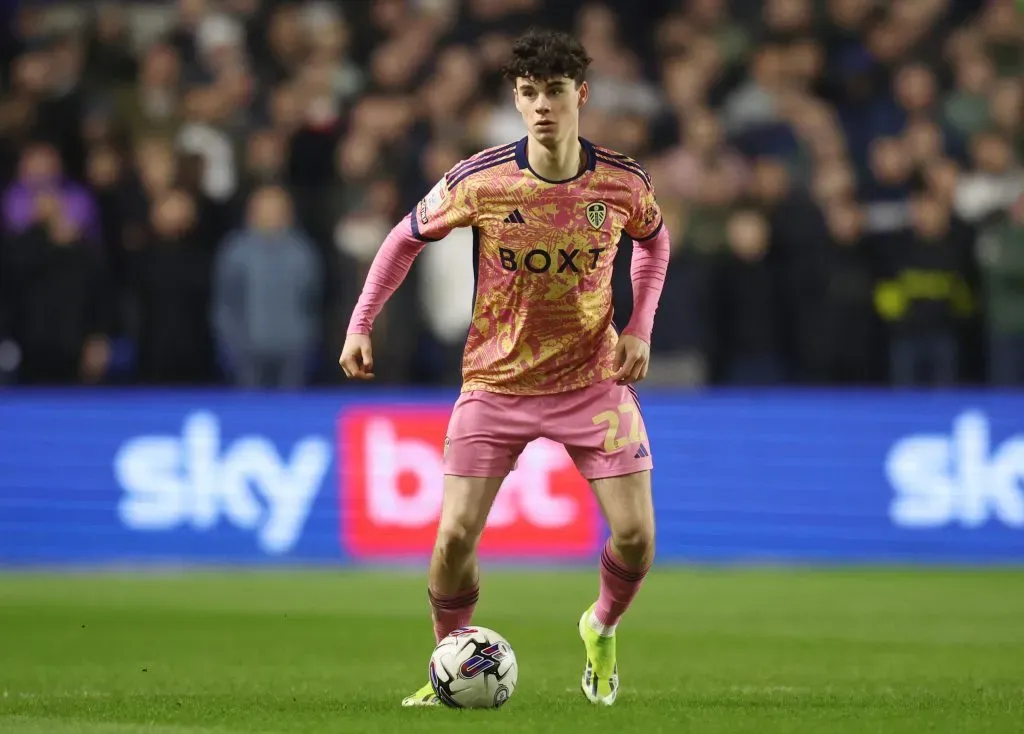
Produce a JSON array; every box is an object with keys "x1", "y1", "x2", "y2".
[
  {"x1": 494, "y1": 685, "x2": 510, "y2": 707},
  {"x1": 448, "y1": 627, "x2": 479, "y2": 637},
  {"x1": 338, "y1": 407, "x2": 601, "y2": 558},
  {"x1": 458, "y1": 641, "x2": 507, "y2": 679}
]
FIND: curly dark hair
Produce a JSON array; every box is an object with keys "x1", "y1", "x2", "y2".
[{"x1": 501, "y1": 28, "x2": 593, "y2": 86}]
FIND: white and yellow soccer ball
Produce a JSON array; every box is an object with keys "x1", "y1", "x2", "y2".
[{"x1": 428, "y1": 626, "x2": 518, "y2": 709}]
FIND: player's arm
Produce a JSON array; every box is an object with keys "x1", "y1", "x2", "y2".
[
  {"x1": 613, "y1": 176, "x2": 670, "y2": 384},
  {"x1": 340, "y1": 171, "x2": 475, "y2": 379}
]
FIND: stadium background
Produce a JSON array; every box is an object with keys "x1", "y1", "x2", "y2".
[
  {"x1": 1, "y1": 3, "x2": 1024, "y2": 732},
  {"x1": 0, "y1": 0, "x2": 1021, "y2": 566}
]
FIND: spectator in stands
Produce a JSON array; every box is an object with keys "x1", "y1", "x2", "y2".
[
  {"x1": 944, "y1": 50, "x2": 996, "y2": 139},
  {"x1": 956, "y1": 130, "x2": 1024, "y2": 224},
  {"x1": 977, "y1": 193, "x2": 1024, "y2": 385},
  {"x1": 83, "y1": 3, "x2": 138, "y2": 89},
  {"x1": 903, "y1": 118, "x2": 947, "y2": 172},
  {"x1": 749, "y1": 155, "x2": 823, "y2": 262},
  {"x1": 0, "y1": 191, "x2": 111, "y2": 384},
  {"x1": 789, "y1": 199, "x2": 877, "y2": 384},
  {"x1": 640, "y1": 201, "x2": 712, "y2": 387},
  {"x1": 657, "y1": 108, "x2": 747, "y2": 256},
  {"x1": 894, "y1": 62, "x2": 939, "y2": 122},
  {"x1": 987, "y1": 79, "x2": 1024, "y2": 157},
  {"x1": 876, "y1": 195, "x2": 974, "y2": 387},
  {"x1": 863, "y1": 136, "x2": 914, "y2": 234},
  {"x1": 576, "y1": 3, "x2": 662, "y2": 119},
  {"x1": 762, "y1": 0, "x2": 815, "y2": 40},
  {"x1": 811, "y1": 158, "x2": 857, "y2": 210},
  {"x1": 128, "y1": 188, "x2": 215, "y2": 384},
  {"x1": 212, "y1": 185, "x2": 321, "y2": 389},
  {"x1": 114, "y1": 136, "x2": 176, "y2": 256},
  {"x1": 721, "y1": 43, "x2": 788, "y2": 137},
  {"x1": 84, "y1": 140, "x2": 130, "y2": 284},
  {"x1": 2, "y1": 142, "x2": 100, "y2": 245},
  {"x1": 0, "y1": 0, "x2": 1021, "y2": 389},
  {"x1": 112, "y1": 41, "x2": 184, "y2": 144},
  {"x1": 719, "y1": 209, "x2": 785, "y2": 385},
  {"x1": 924, "y1": 157, "x2": 961, "y2": 211},
  {"x1": 977, "y1": 0, "x2": 1024, "y2": 79},
  {"x1": 416, "y1": 139, "x2": 474, "y2": 384},
  {"x1": 0, "y1": 60, "x2": 41, "y2": 185},
  {"x1": 176, "y1": 85, "x2": 237, "y2": 205}
]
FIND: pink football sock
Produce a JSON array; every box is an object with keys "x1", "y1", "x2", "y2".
[
  {"x1": 428, "y1": 584, "x2": 480, "y2": 643},
  {"x1": 594, "y1": 540, "x2": 650, "y2": 632}
]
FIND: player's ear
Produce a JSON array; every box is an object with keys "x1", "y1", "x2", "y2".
[
  {"x1": 577, "y1": 80, "x2": 589, "y2": 109},
  {"x1": 513, "y1": 86, "x2": 521, "y2": 113}
]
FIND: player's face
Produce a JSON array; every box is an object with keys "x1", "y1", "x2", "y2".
[{"x1": 514, "y1": 77, "x2": 587, "y2": 143}]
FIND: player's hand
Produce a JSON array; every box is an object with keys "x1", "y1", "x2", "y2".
[
  {"x1": 612, "y1": 334, "x2": 650, "y2": 385},
  {"x1": 339, "y1": 333, "x2": 375, "y2": 380}
]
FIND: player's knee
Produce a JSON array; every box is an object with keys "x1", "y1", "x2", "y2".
[
  {"x1": 611, "y1": 524, "x2": 655, "y2": 567},
  {"x1": 435, "y1": 521, "x2": 481, "y2": 562}
]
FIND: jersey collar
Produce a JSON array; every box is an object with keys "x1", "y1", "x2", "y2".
[{"x1": 515, "y1": 136, "x2": 597, "y2": 184}]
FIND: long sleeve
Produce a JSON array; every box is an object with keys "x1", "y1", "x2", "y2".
[
  {"x1": 346, "y1": 214, "x2": 428, "y2": 335},
  {"x1": 621, "y1": 225, "x2": 670, "y2": 344}
]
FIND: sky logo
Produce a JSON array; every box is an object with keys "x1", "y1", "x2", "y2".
[
  {"x1": 114, "y1": 411, "x2": 331, "y2": 554},
  {"x1": 887, "y1": 411, "x2": 1024, "y2": 529}
]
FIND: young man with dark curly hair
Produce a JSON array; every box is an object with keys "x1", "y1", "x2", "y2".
[{"x1": 340, "y1": 28, "x2": 670, "y2": 708}]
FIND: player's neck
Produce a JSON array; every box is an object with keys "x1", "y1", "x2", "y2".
[{"x1": 526, "y1": 134, "x2": 584, "y2": 182}]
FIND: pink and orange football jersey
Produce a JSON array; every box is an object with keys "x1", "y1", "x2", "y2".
[{"x1": 411, "y1": 137, "x2": 663, "y2": 396}]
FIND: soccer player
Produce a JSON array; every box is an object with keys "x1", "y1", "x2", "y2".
[{"x1": 339, "y1": 28, "x2": 670, "y2": 707}]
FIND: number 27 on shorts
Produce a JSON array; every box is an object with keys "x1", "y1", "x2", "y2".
[{"x1": 592, "y1": 402, "x2": 646, "y2": 453}]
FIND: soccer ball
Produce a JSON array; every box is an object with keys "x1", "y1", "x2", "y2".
[{"x1": 428, "y1": 626, "x2": 518, "y2": 709}]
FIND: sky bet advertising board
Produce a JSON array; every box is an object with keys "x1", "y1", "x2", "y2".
[{"x1": 0, "y1": 389, "x2": 1023, "y2": 566}]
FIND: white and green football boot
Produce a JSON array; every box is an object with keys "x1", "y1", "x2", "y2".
[
  {"x1": 578, "y1": 603, "x2": 619, "y2": 705},
  {"x1": 401, "y1": 681, "x2": 439, "y2": 707}
]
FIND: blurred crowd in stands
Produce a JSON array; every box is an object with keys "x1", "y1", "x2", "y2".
[{"x1": 0, "y1": 0, "x2": 1022, "y2": 389}]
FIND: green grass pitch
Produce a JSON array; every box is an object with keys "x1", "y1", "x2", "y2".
[{"x1": 1, "y1": 568, "x2": 1022, "y2": 733}]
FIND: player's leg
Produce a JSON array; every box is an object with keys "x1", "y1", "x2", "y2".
[
  {"x1": 588, "y1": 469, "x2": 655, "y2": 635},
  {"x1": 402, "y1": 390, "x2": 531, "y2": 707},
  {"x1": 427, "y1": 474, "x2": 505, "y2": 642},
  {"x1": 557, "y1": 379, "x2": 655, "y2": 706},
  {"x1": 576, "y1": 470, "x2": 654, "y2": 706},
  {"x1": 403, "y1": 474, "x2": 505, "y2": 707}
]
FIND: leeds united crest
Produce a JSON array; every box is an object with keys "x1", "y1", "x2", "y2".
[{"x1": 586, "y1": 202, "x2": 607, "y2": 229}]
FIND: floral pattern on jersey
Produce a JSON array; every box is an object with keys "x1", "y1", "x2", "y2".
[{"x1": 417, "y1": 143, "x2": 661, "y2": 396}]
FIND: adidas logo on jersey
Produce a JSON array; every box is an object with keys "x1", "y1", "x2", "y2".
[
  {"x1": 503, "y1": 209, "x2": 525, "y2": 224},
  {"x1": 634, "y1": 444, "x2": 649, "y2": 459}
]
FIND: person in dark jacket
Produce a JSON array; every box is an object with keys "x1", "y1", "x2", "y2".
[
  {"x1": 1, "y1": 193, "x2": 111, "y2": 384},
  {"x1": 127, "y1": 188, "x2": 216, "y2": 384},
  {"x1": 788, "y1": 200, "x2": 879, "y2": 384},
  {"x1": 976, "y1": 193, "x2": 1024, "y2": 385},
  {"x1": 875, "y1": 194, "x2": 973, "y2": 386},
  {"x1": 718, "y1": 208, "x2": 786, "y2": 385}
]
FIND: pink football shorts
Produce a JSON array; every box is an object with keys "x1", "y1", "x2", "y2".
[{"x1": 443, "y1": 378, "x2": 653, "y2": 480}]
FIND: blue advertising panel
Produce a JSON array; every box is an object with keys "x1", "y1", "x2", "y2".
[{"x1": 0, "y1": 389, "x2": 1022, "y2": 566}]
